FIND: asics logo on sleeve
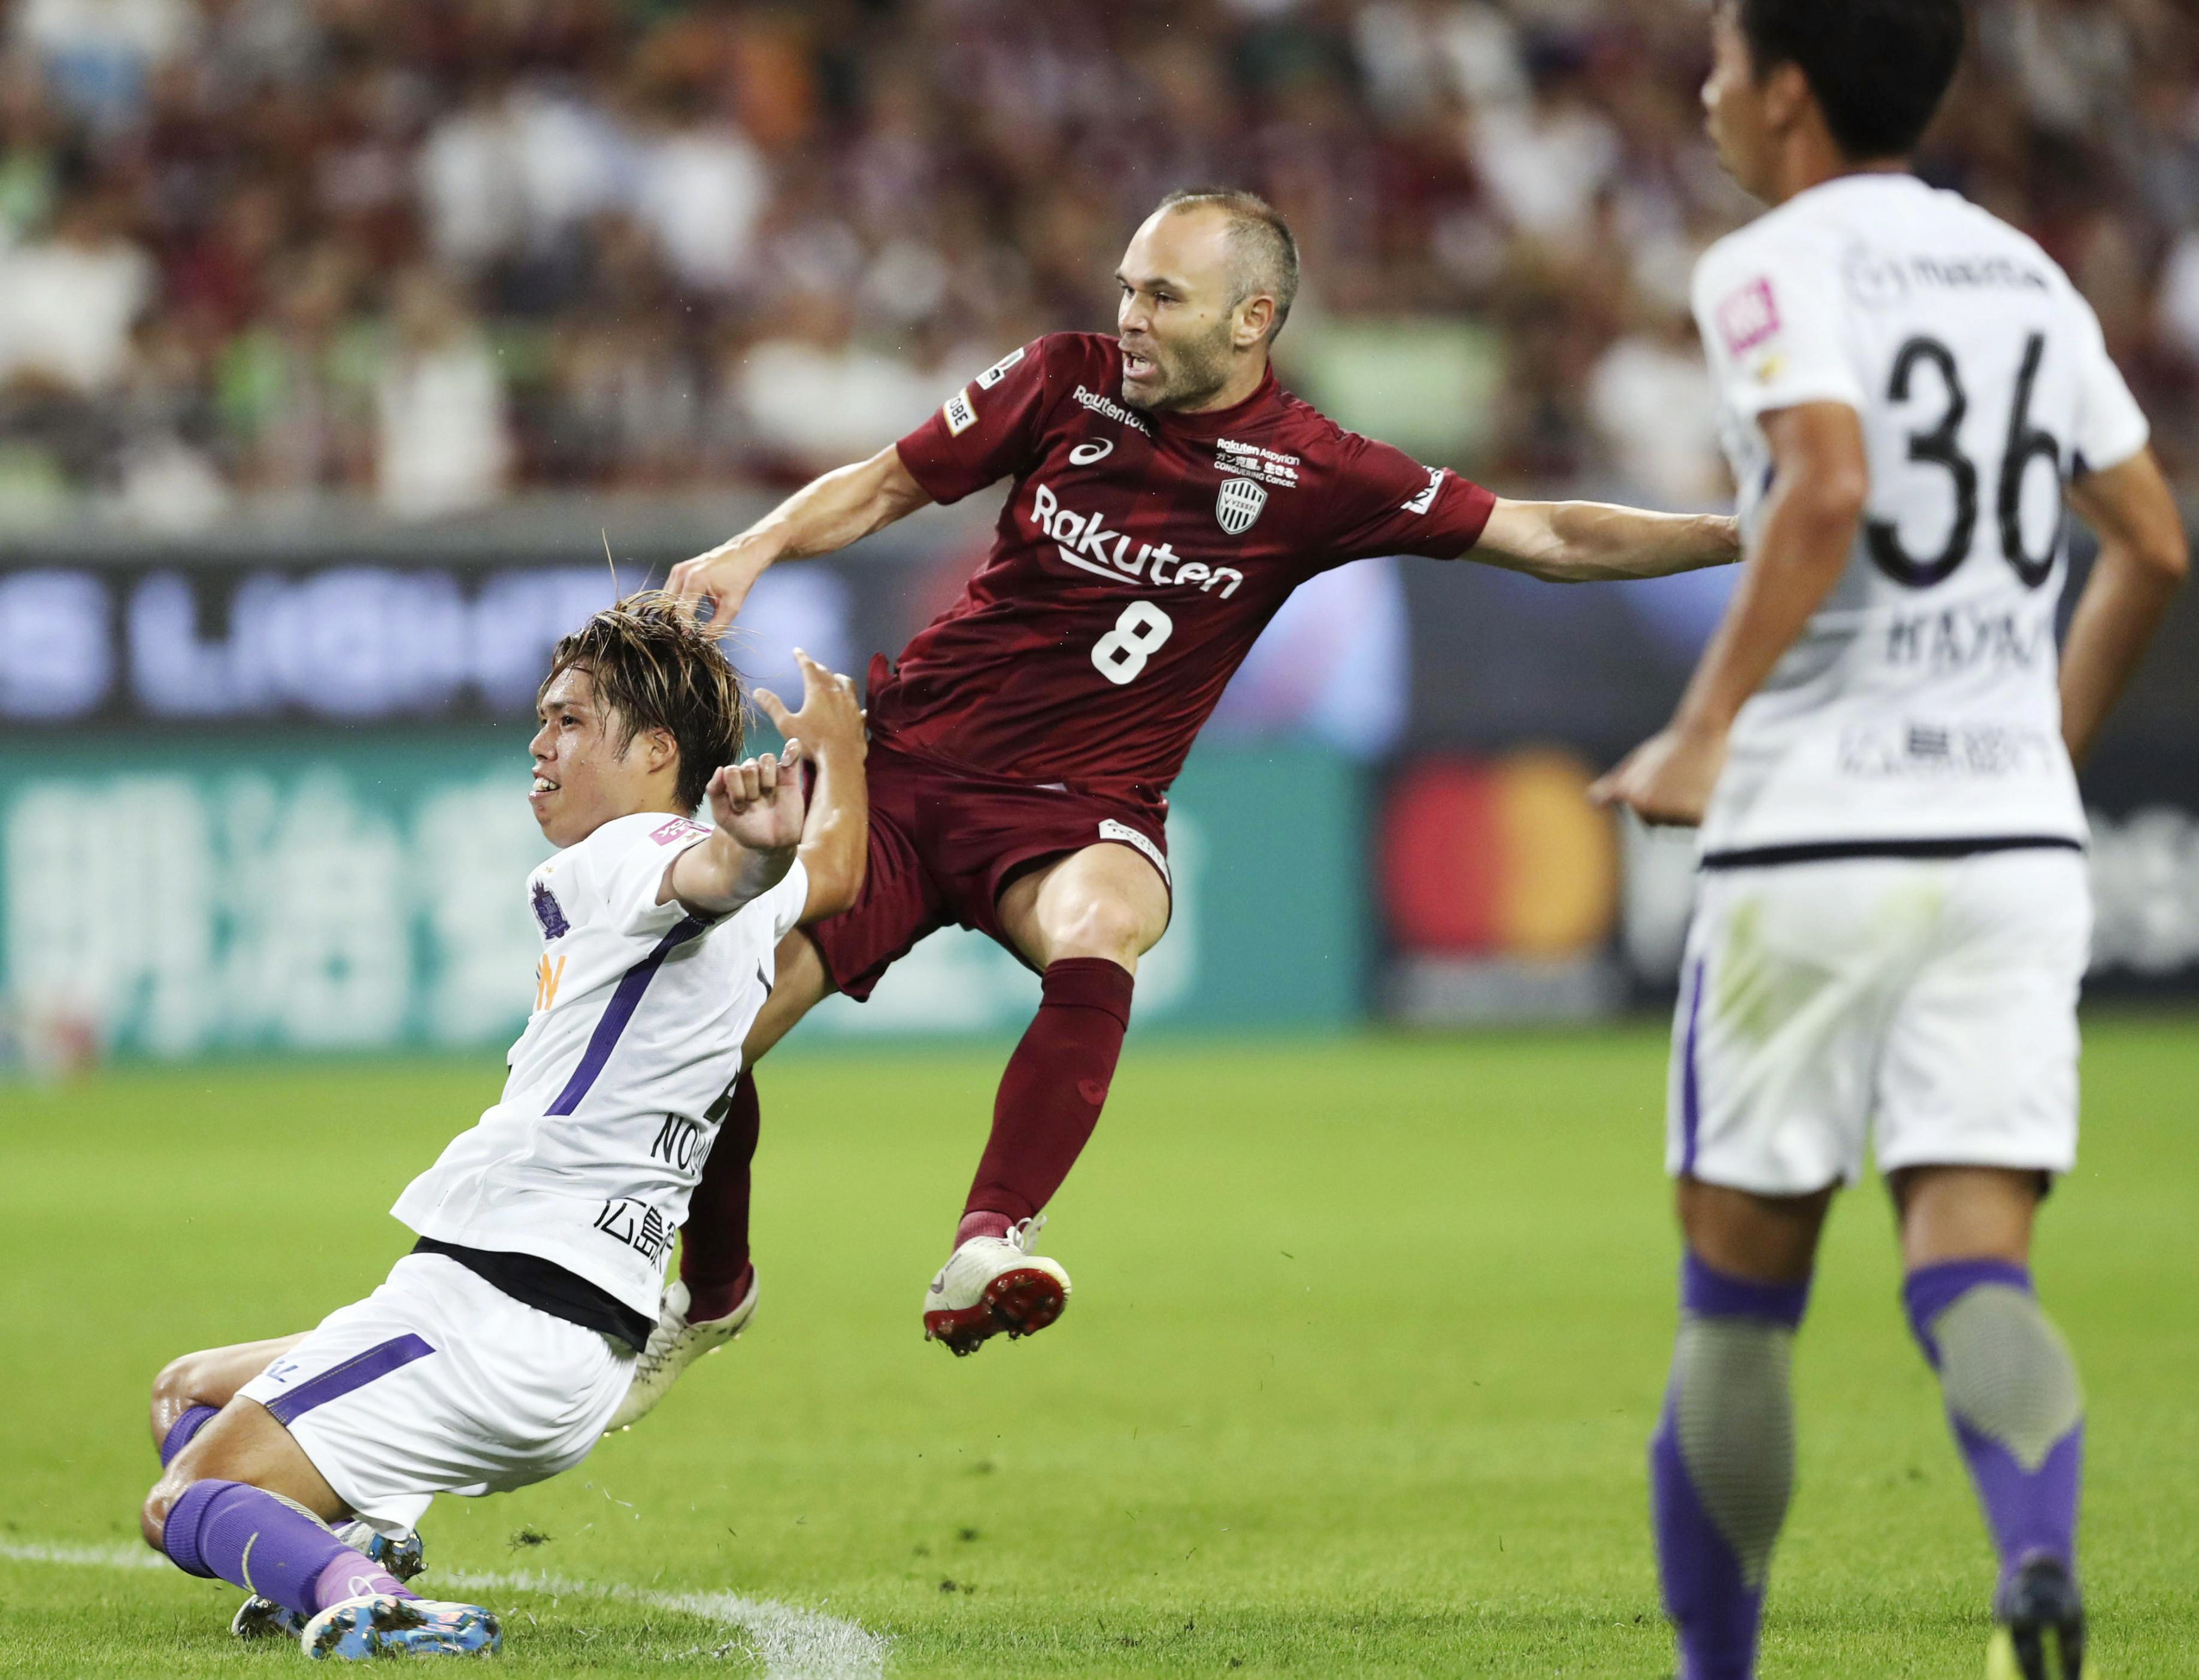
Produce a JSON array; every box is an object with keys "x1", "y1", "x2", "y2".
[{"x1": 1070, "y1": 440, "x2": 1114, "y2": 465}]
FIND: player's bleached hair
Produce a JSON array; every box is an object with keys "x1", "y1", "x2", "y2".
[
  {"x1": 541, "y1": 590, "x2": 745, "y2": 815},
  {"x1": 1731, "y1": 0, "x2": 1964, "y2": 161},
  {"x1": 1156, "y1": 187, "x2": 1300, "y2": 344}
]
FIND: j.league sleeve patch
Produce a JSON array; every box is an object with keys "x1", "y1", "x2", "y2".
[{"x1": 1716, "y1": 277, "x2": 1782, "y2": 357}]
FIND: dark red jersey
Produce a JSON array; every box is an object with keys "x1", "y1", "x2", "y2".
[{"x1": 885, "y1": 332, "x2": 1495, "y2": 812}]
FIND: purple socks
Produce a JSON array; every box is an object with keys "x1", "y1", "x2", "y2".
[
  {"x1": 1903, "y1": 1260, "x2": 2084, "y2": 1590},
  {"x1": 1649, "y1": 1251, "x2": 2085, "y2": 1678},
  {"x1": 159, "y1": 1405, "x2": 217, "y2": 1467},
  {"x1": 1651, "y1": 1253, "x2": 1812, "y2": 1680},
  {"x1": 160, "y1": 1479, "x2": 411, "y2": 1617}
]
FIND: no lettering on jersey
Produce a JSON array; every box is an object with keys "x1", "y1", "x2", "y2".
[
  {"x1": 886, "y1": 333, "x2": 1495, "y2": 812},
  {"x1": 1692, "y1": 172, "x2": 2150, "y2": 860},
  {"x1": 391, "y1": 813, "x2": 808, "y2": 1318}
]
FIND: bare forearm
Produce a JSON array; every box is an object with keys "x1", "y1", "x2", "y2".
[
  {"x1": 695, "y1": 447, "x2": 930, "y2": 580},
  {"x1": 2060, "y1": 543, "x2": 2183, "y2": 763},
  {"x1": 2059, "y1": 450, "x2": 2189, "y2": 765},
  {"x1": 1476, "y1": 498, "x2": 1740, "y2": 582},
  {"x1": 1545, "y1": 502, "x2": 1740, "y2": 581},
  {"x1": 795, "y1": 745, "x2": 868, "y2": 921},
  {"x1": 670, "y1": 833, "x2": 794, "y2": 918},
  {"x1": 1673, "y1": 484, "x2": 1855, "y2": 732}
]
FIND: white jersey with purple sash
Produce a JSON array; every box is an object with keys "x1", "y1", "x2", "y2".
[
  {"x1": 1691, "y1": 172, "x2": 2150, "y2": 860},
  {"x1": 391, "y1": 811, "x2": 807, "y2": 1318}
]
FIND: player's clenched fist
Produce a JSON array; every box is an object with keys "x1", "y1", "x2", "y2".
[
  {"x1": 667, "y1": 650, "x2": 868, "y2": 920},
  {"x1": 708, "y1": 744, "x2": 806, "y2": 854},
  {"x1": 753, "y1": 649, "x2": 865, "y2": 765}
]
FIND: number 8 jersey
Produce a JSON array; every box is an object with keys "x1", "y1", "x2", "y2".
[
  {"x1": 883, "y1": 333, "x2": 1495, "y2": 817},
  {"x1": 1691, "y1": 172, "x2": 2151, "y2": 860}
]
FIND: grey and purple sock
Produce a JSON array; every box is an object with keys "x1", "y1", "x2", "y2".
[
  {"x1": 1650, "y1": 1252, "x2": 1812, "y2": 1680},
  {"x1": 1903, "y1": 1259, "x2": 2083, "y2": 1590},
  {"x1": 159, "y1": 1405, "x2": 217, "y2": 1467},
  {"x1": 160, "y1": 1479, "x2": 413, "y2": 1618}
]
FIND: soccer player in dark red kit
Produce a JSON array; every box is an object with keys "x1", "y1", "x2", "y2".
[{"x1": 610, "y1": 188, "x2": 1738, "y2": 1426}]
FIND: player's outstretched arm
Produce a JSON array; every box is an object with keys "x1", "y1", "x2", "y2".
[
  {"x1": 1472, "y1": 498, "x2": 1741, "y2": 583},
  {"x1": 1591, "y1": 401, "x2": 1867, "y2": 826},
  {"x1": 668, "y1": 445, "x2": 935, "y2": 629},
  {"x1": 753, "y1": 650, "x2": 868, "y2": 923},
  {"x1": 2059, "y1": 447, "x2": 2188, "y2": 765}
]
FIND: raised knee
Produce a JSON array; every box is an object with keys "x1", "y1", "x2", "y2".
[
  {"x1": 153, "y1": 1349, "x2": 220, "y2": 1408},
  {"x1": 140, "y1": 1484, "x2": 174, "y2": 1551},
  {"x1": 149, "y1": 1354, "x2": 192, "y2": 1439},
  {"x1": 1053, "y1": 902, "x2": 1146, "y2": 966},
  {"x1": 148, "y1": 1351, "x2": 217, "y2": 1444}
]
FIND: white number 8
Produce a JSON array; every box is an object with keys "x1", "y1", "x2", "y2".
[{"x1": 1091, "y1": 599, "x2": 1174, "y2": 686}]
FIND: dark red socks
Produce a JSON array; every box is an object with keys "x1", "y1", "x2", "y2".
[
  {"x1": 679, "y1": 1069, "x2": 761, "y2": 1322},
  {"x1": 959, "y1": 957, "x2": 1135, "y2": 1242}
]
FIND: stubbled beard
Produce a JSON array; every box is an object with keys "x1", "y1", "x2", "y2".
[{"x1": 1122, "y1": 320, "x2": 1236, "y2": 412}]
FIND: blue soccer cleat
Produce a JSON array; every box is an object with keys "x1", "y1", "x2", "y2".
[
  {"x1": 302, "y1": 1593, "x2": 500, "y2": 1660},
  {"x1": 365, "y1": 1526, "x2": 427, "y2": 1584},
  {"x1": 232, "y1": 1523, "x2": 426, "y2": 1641}
]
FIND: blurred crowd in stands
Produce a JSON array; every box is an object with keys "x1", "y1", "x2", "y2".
[{"x1": 0, "y1": 0, "x2": 2193, "y2": 527}]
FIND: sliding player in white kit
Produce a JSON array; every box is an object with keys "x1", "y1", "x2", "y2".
[
  {"x1": 134, "y1": 596, "x2": 867, "y2": 1660},
  {"x1": 1594, "y1": 4, "x2": 2187, "y2": 1678}
]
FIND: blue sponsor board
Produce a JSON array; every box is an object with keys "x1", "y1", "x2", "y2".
[{"x1": 0, "y1": 735, "x2": 1365, "y2": 1063}]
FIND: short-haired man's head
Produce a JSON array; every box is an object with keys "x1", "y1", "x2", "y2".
[
  {"x1": 540, "y1": 591, "x2": 744, "y2": 814},
  {"x1": 1732, "y1": 0, "x2": 1964, "y2": 161},
  {"x1": 1155, "y1": 188, "x2": 1300, "y2": 344}
]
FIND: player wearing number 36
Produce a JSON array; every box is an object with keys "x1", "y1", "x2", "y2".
[
  {"x1": 620, "y1": 186, "x2": 1740, "y2": 1418},
  {"x1": 1589, "y1": 3, "x2": 2188, "y2": 1678}
]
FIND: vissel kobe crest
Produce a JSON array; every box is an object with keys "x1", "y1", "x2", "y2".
[{"x1": 1215, "y1": 474, "x2": 1267, "y2": 535}]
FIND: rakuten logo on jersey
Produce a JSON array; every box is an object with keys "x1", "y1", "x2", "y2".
[
  {"x1": 1029, "y1": 483, "x2": 1243, "y2": 598},
  {"x1": 1071, "y1": 383, "x2": 1153, "y2": 436}
]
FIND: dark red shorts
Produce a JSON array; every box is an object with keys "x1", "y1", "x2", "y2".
[{"x1": 806, "y1": 735, "x2": 1171, "y2": 1002}]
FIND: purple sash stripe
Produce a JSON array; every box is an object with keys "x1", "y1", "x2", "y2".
[
  {"x1": 546, "y1": 916, "x2": 708, "y2": 1117},
  {"x1": 262, "y1": 1334, "x2": 435, "y2": 1426},
  {"x1": 1679, "y1": 956, "x2": 1706, "y2": 1178}
]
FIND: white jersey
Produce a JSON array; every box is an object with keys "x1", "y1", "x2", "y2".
[
  {"x1": 392, "y1": 811, "x2": 806, "y2": 1318},
  {"x1": 1691, "y1": 172, "x2": 2150, "y2": 859}
]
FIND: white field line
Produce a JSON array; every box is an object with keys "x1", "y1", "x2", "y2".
[{"x1": 0, "y1": 1537, "x2": 890, "y2": 1679}]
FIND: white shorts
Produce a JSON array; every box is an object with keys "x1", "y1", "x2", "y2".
[
  {"x1": 237, "y1": 1253, "x2": 635, "y2": 1536},
  {"x1": 1667, "y1": 847, "x2": 2091, "y2": 1196}
]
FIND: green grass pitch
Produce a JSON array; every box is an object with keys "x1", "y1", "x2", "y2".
[{"x1": 1, "y1": 1020, "x2": 2193, "y2": 1676}]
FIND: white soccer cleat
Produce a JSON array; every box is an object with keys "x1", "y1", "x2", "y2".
[
  {"x1": 922, "y1": 1215, "x2": 1071, "y2": 1356},
  {"x1": 604, "y1": 1272, "x2": 760, "y2": 1433}
]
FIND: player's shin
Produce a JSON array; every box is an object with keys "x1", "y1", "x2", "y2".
[
  {"x1": 959, "y1": 957, "x2": 1134, "y2": 1242},
  {"x1": 1650, "y1": 1254, "x2": 1810, "y2": 1680},
  {"x1": 1903, "y1": 1260, "x2": 2084, "y2": 1588},
  {"x1": 679, "y1": 1069, "x2": 761, "y2": 1321},
  {"x1": 160, "y1": 1479, "x2": 414, "y2": 1618}
]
